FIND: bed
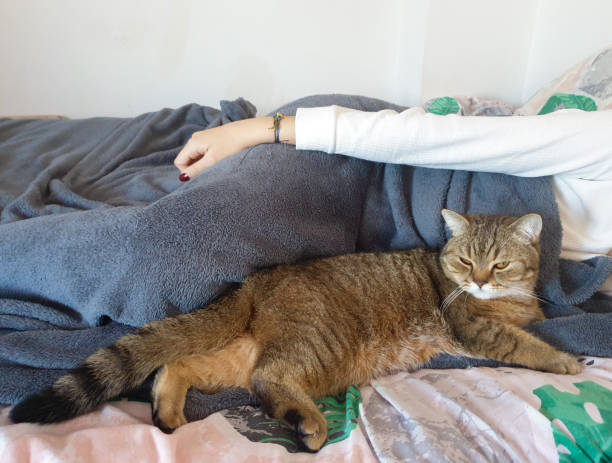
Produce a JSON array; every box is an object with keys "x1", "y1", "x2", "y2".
[
  {"x1": 1, "y1": 50, "x2": 611, "y2": 462},
  {"x1": 1, "y1": 358, "x2": 610, "y2": 462}
]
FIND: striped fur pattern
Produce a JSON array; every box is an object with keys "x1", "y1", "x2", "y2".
[{"x1": 10, "y1": 210, "x2": 581, "y2": 451}]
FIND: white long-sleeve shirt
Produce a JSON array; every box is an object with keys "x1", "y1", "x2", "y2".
[{"x1": 295, "y1": 105, "x2": 612, "y2": 296}]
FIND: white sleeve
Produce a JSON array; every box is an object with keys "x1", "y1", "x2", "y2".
[{"x1": 295, "y1": 105, "x2": 612, "y2": 180}]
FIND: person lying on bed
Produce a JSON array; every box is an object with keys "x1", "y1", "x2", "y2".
[{"x1": 173, "y1": 106, "x2": 612, "y2": 297}]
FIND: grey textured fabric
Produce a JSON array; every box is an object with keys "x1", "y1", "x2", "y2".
[{"x1": 1, "y1": 94, "x2": 611, "y2": 418}]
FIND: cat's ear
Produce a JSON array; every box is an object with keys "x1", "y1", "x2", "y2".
[
  {"x1": 441, "y1": 209, "x2": 469, "y2": 236},
  {"x1": 511, "y1": 213, "x2": 542, "y2": 243}
]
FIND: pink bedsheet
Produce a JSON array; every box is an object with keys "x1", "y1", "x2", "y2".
[{"x1": 0, "y1": 399, "x2": 377, "y2": 462}]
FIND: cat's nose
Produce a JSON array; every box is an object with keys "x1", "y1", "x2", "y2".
[{"x1": 473, "y1": 279, "x2": 487, "y2": 288}]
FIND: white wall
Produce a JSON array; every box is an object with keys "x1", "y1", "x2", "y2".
[
  {"x1": 421, "y1": 0, "x2": 538, "y2": 104},
  {"x1": 1, "y1": 0, "x2": 611, "y2": 118}
]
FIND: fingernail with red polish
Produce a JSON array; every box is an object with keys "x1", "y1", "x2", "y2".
[{"x1": 179, "y1": 173, "x2": 190, "y2": 182}]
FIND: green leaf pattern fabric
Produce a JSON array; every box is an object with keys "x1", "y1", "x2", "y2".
[
  {"x1": 221, "y1": 385, "x2": 362, "y2": 453},
  {"x1": 534, "y1": 381, "x2": 612, "y2": 463},
  {"x1": 426, "y1": 96, "x2": 461, "y2": 115},
  {"x1": 538, "y1": 93, "x2": 597, "y2": 115}
]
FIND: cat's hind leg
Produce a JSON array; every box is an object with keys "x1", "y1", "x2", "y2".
[
  {"x1": 151, "y1": 364, "x2": 189, "y2": 433},
  {"x1": 151, "y1": 334, "x2": 261, "y2": 433},
  {"x1": 251, "y1": 363, "x2": 328, "y2": 452}
]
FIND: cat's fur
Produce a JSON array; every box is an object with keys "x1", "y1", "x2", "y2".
[{"x1": 10, "y1": 209, "x2": 581, "y2": 451}]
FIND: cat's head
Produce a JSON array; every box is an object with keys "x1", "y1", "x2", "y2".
[{"x1": 439, "y1": 209, "x2": 542, "y2": 300}]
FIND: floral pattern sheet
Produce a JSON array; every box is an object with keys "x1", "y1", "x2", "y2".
[
  {"x1": 1, "y1": 358, "x2": 610, "y2": 462},
  {"x1": 363, "y1": 357, "x2": 612, "y2": 463}
]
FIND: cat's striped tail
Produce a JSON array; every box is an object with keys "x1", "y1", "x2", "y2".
[{"x1": 10, "y1": 288, "x2": 253, "y2": 424}]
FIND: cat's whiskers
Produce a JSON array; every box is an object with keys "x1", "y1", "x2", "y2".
[
  {"x1": 439, "y1": 288, "x2": 457, "y2": 312},
  {"x1": 507, "y1": 286, "x2": 546, "y2": 301},
  {"x1": 440, "y1": 286, "x2": 465, "y2": 312},
  {"x1": 502, "y1": 284, "x2": 549, "y2": 304}
]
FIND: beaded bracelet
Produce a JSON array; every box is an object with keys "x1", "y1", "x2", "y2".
[{"x1": 270, "y1": 112, "x2": 285, "y2": 143}]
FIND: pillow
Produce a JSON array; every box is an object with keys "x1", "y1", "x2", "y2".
[
  {"x1": 515, "y1": 46, "x2": 612, "y2": 115},
  {"x1": 423, "y1": 45, "x2": 612, "y2": 116}
]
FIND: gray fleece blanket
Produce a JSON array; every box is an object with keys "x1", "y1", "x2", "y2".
[{"x1": 1, "y1": 94, "x2": 611, "y2": 417}]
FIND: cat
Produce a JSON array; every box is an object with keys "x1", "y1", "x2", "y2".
[{"x1": 10, "y1": 209, "x2": 581, "y2": 452}]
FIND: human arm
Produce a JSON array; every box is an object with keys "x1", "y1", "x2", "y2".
[
  {"x1": 295, "y1": 105, "x2": 612, "y2": 180},
  {"x1": 174, "y1": 105, "x2": 612, "y2": 181}
]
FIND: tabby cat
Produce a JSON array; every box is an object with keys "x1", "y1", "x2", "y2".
[{"x1": 11, "y1": 209, "x2": 581, "y2": 451}]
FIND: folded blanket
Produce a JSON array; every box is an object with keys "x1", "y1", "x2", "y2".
[{"x1": 1, "y1": 95, "x2": 611, "y2": 416}]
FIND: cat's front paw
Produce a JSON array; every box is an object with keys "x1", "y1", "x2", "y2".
[{"x1": 546, "y1": 354, "x2": 583, "y2": 375}]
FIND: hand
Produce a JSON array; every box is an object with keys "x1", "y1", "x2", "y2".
[
  {"x1": 174, "y1": 122, "x2": 253, "y2": 181},
  {"x1": 173, "y1": 116, "x2": 296, "y2": 181}
]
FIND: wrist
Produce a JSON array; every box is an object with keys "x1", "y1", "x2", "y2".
[
  {"x1": 235, "y1": 117, "x2": 274, "y2": 148},
  {"x1": 238, "y1": 116, "x2": 296, "y2": 148},
  {"x1": 278, "y1": 115, "x2": 295, "y2": 145}
]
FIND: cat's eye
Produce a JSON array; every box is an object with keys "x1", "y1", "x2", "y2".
[
  {"x1": 495, "y1": 261, "x2": 510, "y2": 269},
  {"x1": 459, "y1": 257, "x2": 472, "y2": 266}
]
